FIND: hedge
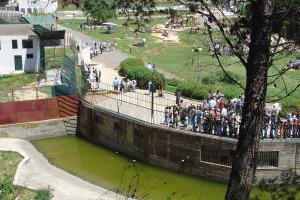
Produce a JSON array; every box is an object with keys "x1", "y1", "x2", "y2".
[
  {"x1": 120, "y1": 58, "x2": 165, "y2": 89},
  {"x1": 165, "y1": 78, "x2": 242, "y2": 100},
  {"x1": 202, "y1": 71, "x2": 243, "y2": 85}
]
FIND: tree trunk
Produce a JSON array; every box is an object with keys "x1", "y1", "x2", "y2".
[{"x1": 225, "y1": 0, "x2": 274, "y2": 200}]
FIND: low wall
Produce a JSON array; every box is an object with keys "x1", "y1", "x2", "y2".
[
  {"x1": 0, "y1": 94, "x2": 79, "y2": 125},
  {"x1": 0, "y1": 118, "x2": 70, "y2": 140},
  {"x1": 78, "y1": 101, "x2": 300, "y2": 182},
  {"x1": 0, "y1": 98, "x2": 60, "y2": 125}
]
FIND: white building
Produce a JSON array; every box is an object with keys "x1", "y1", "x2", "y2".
[
  {"x1": 0, "y1": 24, "x2": 41, "y2": 74},
  {"x1": 4, "y1": 0, "x2": 58, "y2": 14}
]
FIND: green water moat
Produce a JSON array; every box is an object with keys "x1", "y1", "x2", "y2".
[{"x1": 32, "y1": 136, "x2": 299, "y2": 200}]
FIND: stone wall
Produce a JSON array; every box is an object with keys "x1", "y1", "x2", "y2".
[
  {"x1": 78, "y1": 101, "x2": 300, "y2": 182},
  {"x1": 0, "y1": 118, "x2": 71, "y2": 140}
]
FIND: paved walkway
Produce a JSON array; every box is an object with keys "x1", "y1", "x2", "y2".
[
  {"x1": 58, "y1": 24, "x2": 129, "y2": 69},
  {"x1": 0, "y1": 138, "x2": 131, "y2": 200}
]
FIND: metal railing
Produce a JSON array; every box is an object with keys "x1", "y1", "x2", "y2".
[{"x1": 82, "y1": 81, "x2": 300, "y2": 140}]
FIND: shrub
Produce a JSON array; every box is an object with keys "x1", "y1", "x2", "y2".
[
  {"x1": 0, "y1": 176, "x2": 13, "y2": 199},
  {"x1": 165, "y1": 79, "x2": 182, "y2": 87},
  {"x1": 120, "y1": 58, "x2": 165, "y2": 89},
  {"x1": 166, "y1": 79, "x2": 242, "y2": 101},
  {"x1": 219, "y1": 84, "x2": 243, "y2": 100},
  {"x1": 280, "y1": 98, "x2": 300, "y2": 115},
  {"x1": 202, "y1": 71, "x2": 242, "y2": 85},
  {"x1": 120, "y1": 58, "x2": 144, "y2": 68},
  {"x1": 177, "y1": 81, "x2": 212, "y2": 100},
  {"x1": 34, "y1": 187, "x2": 53, "y2": 200}
]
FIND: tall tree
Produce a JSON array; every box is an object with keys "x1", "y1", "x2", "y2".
[
  {"x1": 225, "y1": 0, "x2": 274, "y2": 199},
  {"x1": 178, "y1": 0, "x2": 299, "y2": 199},
  {"x1": 81, "y1": 0, "x2": 117, "y2": 23},
  {"x1": 117, "y1": 0, "x2": 156, "y2": 32}
]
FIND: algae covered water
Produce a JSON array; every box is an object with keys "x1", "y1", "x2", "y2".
[{"x1": 32, "y1": 136, "x2": 279, "y2": 200}]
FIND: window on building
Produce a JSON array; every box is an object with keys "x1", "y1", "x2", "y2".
[
  {"x1": 257, "y1": 151, "x2": 279, "y2": 168},
  {"x1": 201, "y1": 146, "x2": 279, "y2": 168},
  {"x1": 14, "y1": 55, "x2": 23, "y2": 71},
  {"x1": 22, "y1": 40, "x2": 33, "y2": 49},
  {"x1": 201, "y1": 146, "x2": 233, "y2": 166},
  {"x1": 12, "y1": 40, "x2": 18, "y2": 49},
  {"x1": 26, "y1": 54, "x2": 34, "y2": 59}
]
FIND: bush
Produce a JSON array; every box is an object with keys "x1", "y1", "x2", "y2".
[
  {"x1": 166, "y1": 79, "x2": 242, "y2": 101},
  {"x1": 120, "y1": 58, "x2": 144, "y2": 68},
  {"x1": 0, "y1": 176, "x2": 13, "y2": 199},
  {"x1": 34, "y1": 187, "x2": 53, "y2": 200},
  {"x1": 219, "y1": 84, "x2": 243, "y2": 100},
  {"x1": 202, "y1": 71, "x2": 242, "y2": 85},
  {"x1": 165, "y1": 79, "x2": 182, "y2": 87},
  {"x1": 120, "y1": 58, "x2": 165, "y2": 89},
  {"x1": 280, "y1": 98, "x2": 300, "y2": 115},
  {"x1": 177, "y1": 81, "x2": 213, "y2": 100}
]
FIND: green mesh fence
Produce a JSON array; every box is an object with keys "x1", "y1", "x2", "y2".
[{"x1": 55, "y1": 55, "x2": 78, "y2": 96}]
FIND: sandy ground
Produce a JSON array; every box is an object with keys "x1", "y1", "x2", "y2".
[
  {"x1": 151, "y1": 32, "x2": 180, "y2": 43},
  {"x1": 7, "y1": 89, "x2": 49, "y2": 101},
  {"x1": 0, "y1": 138, "x2": 132, "y2": 200}
]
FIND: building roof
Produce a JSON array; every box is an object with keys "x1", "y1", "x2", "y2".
[
  {"x1": 0, "y1": 24, "x2": 37, "y2": 36},
  {"x1": 23, "y1": 15, "x2": 56, "y2": 26}
]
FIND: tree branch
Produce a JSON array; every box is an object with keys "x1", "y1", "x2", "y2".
[
  {"x1": 207, "y1": 28, "x2": 245, "y2": 90},
  {"x1": 266, "y1": 83, "x2": 300, "y2": 103}
]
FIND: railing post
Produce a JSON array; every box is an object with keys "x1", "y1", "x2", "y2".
[
  {"x1": 151, "y1": 90, "x2": 154, "y2": 123},
  {"x1": 11, "y1": 89, "x2": 14, "y2": 102},
  {"x1": 36, "y1": 87, "x2": 39, "y2": 100}
]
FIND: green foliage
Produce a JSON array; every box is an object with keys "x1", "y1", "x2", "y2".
[
  {"x1": 0, "y1": 75, "x2": 10, "y2": 80},
  {"x1": 280, "y1": 98, "x2": 300, "y2": 115},
  {"x1": 251, "y1": 169, "x2": 300, "y2": 200},
  {"x1": 120, "y1": 58, "x2": 165, "y2": 89},
  {"x1": 166, "y1": 78, "x2": 242, "y2": 100},
  {"x1": 165, "y1": 78, "x2": 182, "y2": 87},
  {"x1": 82, "y1": 0, "x2": 117, "y2": 23},
  {"x1": 121, "y1": 58, "x2": 144, "y2": 67},
  {"x1": 202, "y1": 71, "x2": 242, "y2": 85},
  {"x1": 177, "y1": 81, "x2": 209, "y2": 100},
  {"x1": 117, "y1": 0, "x2": 156, "y2": 31},
  {"x1": 0, "y1": 176, "x2": 13, "y2": 199},
  {"x1": 34, "y1": 187, "x2": 53, "y2": 200}
]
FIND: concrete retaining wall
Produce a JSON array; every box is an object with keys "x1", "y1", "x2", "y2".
[
  {"x1": 0, "y1": 118, "x2": 71, "y2": 140},
  {"x1": 78, "y1": 101, "x2": 300, "y2": 182}
]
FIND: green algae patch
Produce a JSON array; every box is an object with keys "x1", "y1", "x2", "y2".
[{"x1": 32, "y1": 136, "x2": 299, "y2": 200}]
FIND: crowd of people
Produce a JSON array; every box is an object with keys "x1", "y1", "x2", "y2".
[
  {"x1": 112, "y1": 77, "x2": 137, "y2": 92},
  {"x1": 164, "y1": 90, "x2": 300, "y2": 140},
  {"x1": 81, "y1": 63, "x2": 102, "y2": 89},
  {"x1": 88, "y1": 39, "x2": 115, "y2": 59},
  {"x1": 80, "y1": 59, "x2": 299, "y2": 140}
]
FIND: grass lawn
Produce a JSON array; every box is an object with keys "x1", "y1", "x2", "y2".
[
  {"x1": 60, "y1": 18, "x2": 300, "y2": 110},
  {"x1": 0, "y1": 151, "x2": 36, "y2": 199},
  {"x1": 0, "y1": 73, "x2": 37, "y2": 91},
  {"x1": 45, "y1": 47, "x2": 75, "y2": 70}
]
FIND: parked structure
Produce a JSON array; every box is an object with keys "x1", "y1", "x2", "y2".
[
  {"x1": 1, "y1": 0, "x2": 57, "y2": 14},
  {"x1": 0, "y1": 24, "x2": 41, "y2": 74}
]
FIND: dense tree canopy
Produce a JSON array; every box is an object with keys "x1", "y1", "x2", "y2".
[
  {"x1": 81, "y1": 0, "x2": 117, "y2": 23},
  {"x1": 118, "y1": 0, "x2": 156, "y2": 31}
]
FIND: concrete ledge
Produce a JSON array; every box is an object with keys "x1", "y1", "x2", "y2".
[{"x1": 0, "y1": 118, "x2": 74, "y2": 140}]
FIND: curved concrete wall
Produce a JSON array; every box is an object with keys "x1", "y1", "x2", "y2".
[{"x1": 78, "y1": 101, "x2": 300, "y2": 182}]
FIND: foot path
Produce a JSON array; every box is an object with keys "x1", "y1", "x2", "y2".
[{"x1": 0, "y1": 138, "x2": 131, "y2": 200}]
